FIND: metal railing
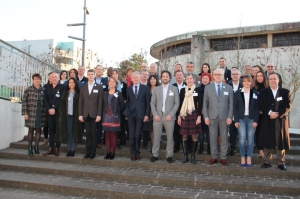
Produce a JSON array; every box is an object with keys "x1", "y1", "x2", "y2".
[{"x1": 0, "y1": 39, "x2": 60, "y2": 102}]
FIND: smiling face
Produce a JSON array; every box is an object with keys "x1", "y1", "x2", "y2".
[
  {"x1": 68, "y1": 79, "x2": 76, "y2": 90},
  {"x1": 202, "y1": 64, "x2": 209, "y2": 73},
  {"x1": 149, "y1": 76, "x2": 157, "y2": 86},
  {"x1": 269, "y1": 73, "x2": 279, "y2": 89},
  {"x1": 219, "y1": 59, "x2": 226, "y2": 69},
  {"x1": 161, "y1": 72, "x2": 170, "y2": 85},
  {"x1": 108, "y1": 78, "x2": 117, "y2": 89},
  {"x1": 256, "y1": 72, "x2": 264, "y2": 83},
  {"x1": 185, "y1": 75, "x2": 194, "y2": 86}
]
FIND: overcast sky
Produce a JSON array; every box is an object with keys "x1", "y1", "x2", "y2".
[{"x1": 1, "y1": 0, "x2": 299, "y2": 67}]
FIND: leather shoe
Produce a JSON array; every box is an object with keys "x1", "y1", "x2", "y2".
[
  {"x1": 42, "y1": 147, "x2": 54, "y2": 156},
  {"x1": 150, "y1": 156, "x2": 158, "y2": 162},
  {"x1": 278, "y1": 164, "x2": 287, "y2": 171},
  {"x1": 208, "y1": 158, "x2": 218, "y2": 165},
  {"x1": 167, "y1": 157, "x2": 174, "y2": 163},
  {"x1": 261, "y1": 163, "x2": 272, "y2": 168},
  {"x1": 53, "y1": 148, "x2": 60, "y2": 156},
  {"x1": 135, "y1": 154, "x2": 140, "y2": 160},
  {"x1": 131, "y1": 155, "x2": 136, "y2": 161},
  {"x1": 220, "y1": 159, "x2": 228, "y2": 166},
  {"x1": 96, "y1": 144, "x2": 101, "y2": 149},
  {"x1": 83, "y1": 153, "x2": 91, "y2": 158},
  {"x1": 89, "y1": 153, "x2": 96, "y2": 159}
]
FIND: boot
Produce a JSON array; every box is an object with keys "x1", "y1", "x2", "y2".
[
  {"x1": 42, "y1": 147, "x2": 54, "y2": 156},
  {"x1": 54, "y1": 147, "x2": 60, "y2": 156},
  {"x1": 42, "y1": 138, "x2": 48, "y2": 146},
  {"x1": 28, "y1": 146, "x2": 33, "y2": 155},
  {"x1": 207, "y1": 144, "x2": 211, "y2": 155},
  {"x1": 109, "y1": 152, "x2": 115, "y2": 160},
  {"x1": 198, "y1": 144, "x2": 204, "y2": 154},
  {"x1": 191, "y1": 141, "x2": 198, "y2": 164},
  {"x1": 66, "y1": 150, "x2": 71, "y2": 157},
  {"x1": 70, "y1": 150, "x2": 75, "y2": 157},
  {"x1": 181, "y1": 140, "x2": 189, "y2": 163},
  {"x1": 34, "y1": 145, "x2": 40, "y2": 154},
  {"x1": 104, "y1": 152, "x2": 111, "y2": 159}
]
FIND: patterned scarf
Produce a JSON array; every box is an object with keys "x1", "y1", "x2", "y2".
[{"x1": 179, "y1": 84, "x2": 196, "y2": 119}]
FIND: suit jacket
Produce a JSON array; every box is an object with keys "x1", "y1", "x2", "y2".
[
  {"x1": 265, "y1": 71, "x2": 283, "y2": 88},
  {"x1": 203, "y1": 82, "x2": 233, "y2": 120},
  {"x1": 78, "y1": 82, "x2": 103, "y2": 118},
  {"x1": 224, "y1": 67, "x2": 232, "y2": 83},
  {"x1": 233, "y1": 89, "x2": 259, "y2": 123},
  {"x1": 258, "y1": 87, "x2": 291, "y2": 150},
  {"x1": 151, "y1": 84, "x2": 179, "y2": 120},
  {"x1": 76, "y1": 76, "x2": 88, "y2": 84},
  {"x1": 123, "y1": 84, "x2": 150, "y2": 119},
  {"x1": 184, "y1": 73, "x2": 200, "y2": 87},
  {"x1": 95, "y1": 76, "x2": 108, "y2": 92}
]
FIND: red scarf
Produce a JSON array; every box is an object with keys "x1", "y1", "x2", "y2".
[{"x1": 126, "y1": 75, "x2": 132, "y2": 87}]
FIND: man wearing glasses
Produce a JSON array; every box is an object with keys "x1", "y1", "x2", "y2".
[
  {"x1": 203, "y1": 69, "x2": 233, "y2": 166},
  {"x1": 244, "y1": 65, "x2": 252, "y2": 76},
  {"x1": 265, "y1": 62, "x2": 283, "y2": 87}
]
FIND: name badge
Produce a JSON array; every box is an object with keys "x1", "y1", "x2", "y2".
[
  {"x1": 93, "y1": 90, "x2": 98, "y2": 93},
  {"x1": 253, "y1": 94, "x2": 257, "y2": 99},
  {"x1": 198, "y1": 81, "x2": 200, "y2": 84},
  {"x1": 277, "y1": 97, "x2": 283, "y2": 101},
  {"x1": 224, "y1": 92, "x2": 228, "y2": 95},
  {"x1": 68, "y1": 97, "x2": 71, "y2": 101},
  {"x1": 114, "y1": 93, "x2": 119, "y2": 98},
  {"x1": 103, "y1": 85, "x2": 106, "y2": 88},
  {"x1": 169, "y1": 92, "x2": 174, "y2": 96},
  {"x1": 55, "y1": 94, "x2": 60, "y2": 97},
  {"x1": 182, "y1": 85, "x2": 186, "y2": 88},
  {"x1": 193, "y1": 93, "x2": 198, "y2": 96}
]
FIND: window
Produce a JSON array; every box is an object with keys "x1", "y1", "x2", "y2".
[
  {"x1": 273, "y1": 32, "x2": 300, "y2": 47},
  {"x1": 160, "y1": 42, "x2": 191, "y2": 59}
]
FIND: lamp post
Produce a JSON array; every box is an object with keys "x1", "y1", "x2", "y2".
[{"x1": 67, "y1": 0, "x2": 89, "y2": 67}]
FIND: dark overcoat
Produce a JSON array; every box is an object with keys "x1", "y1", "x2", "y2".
[
  {"x1": 258, "y1": 87, "x2": 291, "y2": 150},
  {"x1": 55, "y1": 90, "x2": 83, "y2": 143},
  {"x1": 21, "y1": 85, "x2": 47, "y2": 128}
]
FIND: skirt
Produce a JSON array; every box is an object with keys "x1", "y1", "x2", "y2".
[{"x1": 179, "y1": 110, "x2": 202, "y2": 135}]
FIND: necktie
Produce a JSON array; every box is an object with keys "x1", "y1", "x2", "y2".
[
  {"x1": 217, "y1": 84, "x2": 220, "y2": 97},
  {"x1": 134, "y1": 86, "x2": 138, "y2": 99}
]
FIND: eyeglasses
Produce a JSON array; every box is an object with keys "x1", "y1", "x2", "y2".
[
  {"x1": 213, "y1": 74, "x2": 222, "y2": 76},
  {"x1": 267, "y1": 66, "x2": 274, "y2": 68},
  {"x1": 232, "y1": 74, "x2": 239, "y2": 76}
]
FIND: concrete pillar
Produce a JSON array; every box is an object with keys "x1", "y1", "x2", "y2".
[
  {"x1": 267, "y1": 33, "x2": 273, "y2": 48},
  {"x1": 191, "y1": 35, "x2": 206, "y2": 72}
]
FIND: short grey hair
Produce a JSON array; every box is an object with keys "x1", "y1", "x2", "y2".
[
  {"x1": 150, "y1": 63, "x2": 157, "y2": 68},
  {"x1": 231, "y1": 68, "x2": 241, "y2": 75},
  {"x1": 131, "y1": 71, "x2": 140, "y2": 77},
  {"x1": 213, "y1": 68, "x2": 224, "y2": 76}
]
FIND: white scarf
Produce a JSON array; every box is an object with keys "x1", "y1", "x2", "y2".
[{"x1": 179, "y1": 84, "x2": 196, "y2": 119}]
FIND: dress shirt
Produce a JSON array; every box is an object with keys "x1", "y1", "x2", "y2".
[
  {"x1": 214, "y1": 82, "x2": 223, "y2": 95},
  {"x1": 241, "y1": 88, "x2": 250, "y2": 115},
  {"x1": 68, "y1": 91, "x2": 75, "y2": 115},
  {"x1": 95, "y1": 77, "x2": 102, "y2": 85},
  {"x1": 162, "y1": 84, "x2": 169, "y2": 112},
  {"x1": 132, "y1": 83, "x2": 140, "y2": 95},
  {"x1": 176, "y1": 81, "x2": 185, "y2": 92},
  {"x1": 232, "y1": 82, "x2": 239, "y2": 93},
  {"x1": 88, "y1": 81, "x2": 95, "y2": 95},
  {"x1": 271, "y1": 87, "x2": 278, "y2": 98}
]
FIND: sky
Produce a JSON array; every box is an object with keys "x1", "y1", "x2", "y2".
[{"x1": 0, "y1": 0, "x2": 299, "y2": 67}]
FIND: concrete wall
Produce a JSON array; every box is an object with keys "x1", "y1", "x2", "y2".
[{"x1": 0, "y1": 99, "x2": 27, "y2": 149}]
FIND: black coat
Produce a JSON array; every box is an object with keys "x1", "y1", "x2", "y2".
[
  {"x1": 233, "y1": 89, "x2": 259, "y2": 123},
  {"x1": 258, "y1": 87, "x2": 291, "y2": 150},
  {"x1": 179, "y1": 86, "x2": 203, "y2": 116},
  {"x1": 55, "y1": 90, "x2": 83, "y2": 143},
  {"x1": 102, "y1": 90, "x2": 125, "y2": 119}
]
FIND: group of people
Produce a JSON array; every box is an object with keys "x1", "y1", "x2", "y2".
[{"x1": 21, "y1": 58, "x2": 292, "y2": 171}]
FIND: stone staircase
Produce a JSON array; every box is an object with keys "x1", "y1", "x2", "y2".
[{"x1": 0, "y1": 132, "x2": 299, "y2": 198}]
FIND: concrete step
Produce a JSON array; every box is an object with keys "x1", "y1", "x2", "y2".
[
  {"x1": 0, "y1": 157, "x2": 300, "y2": 197},
  {"x1": 0, "y1": 186, "x2": 95, "y2": 199},
  {"x1": 9, "y1": 141, "x2": 300, "y2": 166},
  {"x1": 1, "y1": 148, "x2": 300, "y2": 180}
]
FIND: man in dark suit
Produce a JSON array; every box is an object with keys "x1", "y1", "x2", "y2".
[
  {"x1": 203, "y1": 69, "x2": 233, "y2": 166},
  {"x1": 265, "y1": 62, "x2": 283, "y2": 87},
  {"x1": 123, "y1": 71, "x2": 150, "y2": 161},
  {"x1": 259, "y1": 73, "x2": 291, "y2": 171},
  {"x1": 219, "y1": 58, "x2": 232, "y2": 83},
  {"x1": 76, "y1": 66, "x2": 88, "y2": 84},
  {"x1": 43, "y1": 72, "x2": 66, "y2": 156},
  {"x1": 227, "y1": 69, "x2": 243, "y2": 156},
  {"x1": 94, "y1": 65, "x2": 108, "y2": 148},
  {"x1": 172, "y1": 70, "x2": 187, "y2": 153},
  {"x1": 79, "y1": 69, "x2": 103, "y2": 159}
]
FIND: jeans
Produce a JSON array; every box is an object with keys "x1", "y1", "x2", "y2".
[
  {"x1": 67, "y1": 115, "x2": 76, "y2": 150},
  {"x1": 238, "y1": 116, "x2": 255, "y2": 158}
]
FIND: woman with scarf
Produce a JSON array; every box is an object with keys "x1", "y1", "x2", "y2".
[{"x1": 177, "y1": 73, "x2": 202, "y2": 164}]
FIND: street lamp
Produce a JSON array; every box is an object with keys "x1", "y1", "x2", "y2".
[{"x1": 67, "y1": 0, "x2": 89, "y2": 67}]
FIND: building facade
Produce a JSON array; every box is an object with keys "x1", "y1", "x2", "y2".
[{"x1": 150, "y1": 22, "x2": 300, "y2": 128}]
